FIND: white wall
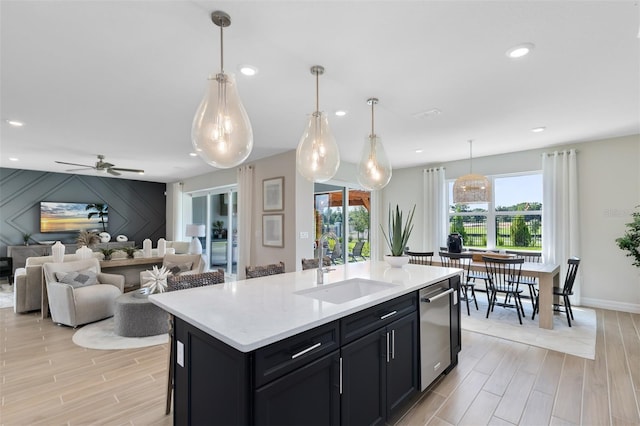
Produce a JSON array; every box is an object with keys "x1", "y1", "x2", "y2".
[{"x1": 382, "y1": 134, "x2": 640, "y2": 313}]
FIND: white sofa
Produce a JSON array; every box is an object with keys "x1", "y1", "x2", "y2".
[
  {"x1": 139, "y1": 253, "x2": 206, "y2": 287},
  {"x1": 13, "y1": 252, "x2": 101, "y2": 313}
]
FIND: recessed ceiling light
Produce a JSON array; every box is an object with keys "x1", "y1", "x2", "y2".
[
  {"x1": 239, "y1": 65, "x2": 258, "y2": 76},
  {"x1": 415, "y1": 149, "x2": 423, "y2": 154},
  {"x1": 9, "y1": 157, "x2": 19, "y2": 161},
  {"x1": 189, "y1": 152, "x2": 198, "y2": 157},
  {"x1": 531, "y1": 126, "x2": 546, "y2": 133},
  {"x1": 6, "y1": 120, "x2": 24, "y2": 127},
  {"x1": 335, "y1": 110, "x2": 347, "y2": 117},
  {"x1": 506, "y1": 43, "x2": 535, "y2": 59}
]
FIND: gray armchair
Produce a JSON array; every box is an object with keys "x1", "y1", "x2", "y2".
[{"x1": 43, "y1": 258, "x2": 124, "y2": 327}]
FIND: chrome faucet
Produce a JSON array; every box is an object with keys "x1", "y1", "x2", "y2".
[{"x1": 317, "y1": 231, "x2": 337, "y2": 284}]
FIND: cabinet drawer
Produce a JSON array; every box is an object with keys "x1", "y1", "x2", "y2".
[
  {"x1": 255, "y1": 321, "x2": 340, "y2": 387},
  {"x1": 341, "y1": 292, "x2": 417, "y2": 345}
]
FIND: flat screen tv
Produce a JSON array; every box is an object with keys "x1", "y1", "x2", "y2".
[{"x1": 40, "y1": 202, "x2": 108, "y2": 233}]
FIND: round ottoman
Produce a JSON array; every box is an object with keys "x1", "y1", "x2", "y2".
[{"x1": 113, "y1": 292, "x2": 169, "y2": 337}]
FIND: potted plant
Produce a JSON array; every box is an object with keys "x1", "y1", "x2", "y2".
[
  {"x1": 22, "y1": 233, "x2": 32, "y2": 246},
  {"x1": 380, "y1": 204, "x2": 415, "y2": 267},
  {"x1": 100, "y1": 248, "x2": 116, "y2": 261},
  {"x1": 120, "y1": 246, "x2": 138, "y2": 259},
  {"x1": 213, "y1": 220, "x2": 224, "y2": 239},
  {"x1": 76, "y1": 230, "x2": 100, "y2": 248},
  {"x1": 616, "y1": 205, "x2": 640, "y2": 268}
]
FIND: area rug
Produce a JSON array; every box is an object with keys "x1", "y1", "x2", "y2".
[
  {"x1": 0, "y1": 283, "x2": 14, "y2": 309},
  {"x1": 72, "y1": 317, "x2": 168, "y2": 350},
  {"x1": 461, "y1": 297, "x2": 596, "y2": 360}
]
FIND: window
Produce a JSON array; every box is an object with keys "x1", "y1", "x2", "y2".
[{"x1": 448, "y1": 172, "x2": 542, "y2": 251}]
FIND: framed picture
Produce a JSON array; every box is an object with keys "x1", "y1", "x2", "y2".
[
  {"x1": 263, "y1": 177, "x2": 284, "y2": 211},
  {"x1": 263, "y1": 214, "x2": 284, "y2": 247}
]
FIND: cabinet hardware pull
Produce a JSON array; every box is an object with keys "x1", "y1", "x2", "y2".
[
  {"x1": 339, "y1": 357, "x2": 343, "y2": 395},
  {"x1": 291, "y1": 342, "x2": 321, "y2": 359},
  {"x1": 380, "y1": 310, "x2": 397, "y2": 320},
  {"x1": 421, "y1": 288, "x2": 453, "y2": 303},
  {"x1": 391, "y1": 329, "x2": 395, "y2": 360},
  {"x1": 386, "y1": 332, "x2": 390, "y2": 363}
]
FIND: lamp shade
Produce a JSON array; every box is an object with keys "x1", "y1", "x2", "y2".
[
  {"x1": 185, "y1": 224, "x2": 206, "y2": 237},
  {"x1": 452, "y1": 173, "x2": 491, "y2": 203}
]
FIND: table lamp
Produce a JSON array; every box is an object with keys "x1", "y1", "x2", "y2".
[{"x1": 186, "y1": 224, "x2": 206, "y2": 254}]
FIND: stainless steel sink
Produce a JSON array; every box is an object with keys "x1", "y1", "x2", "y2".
[{"x1": 295, "y1": 278, "x2": 397, "y2": 304}]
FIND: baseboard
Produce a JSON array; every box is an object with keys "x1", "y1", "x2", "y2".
[{"x1": 580, "y1": 297, "x2": 640, "y2": 314}]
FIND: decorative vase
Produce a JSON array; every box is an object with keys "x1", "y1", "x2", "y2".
[
  {"x1": 116, "y1": 234, "x2": 128, "y2": 242},
  {"x1": 99, "y1": 232, "x2": 111, "y2": 243},
  {"x1": 76, "y1": 245, "x2": 93, "y2": 260},
  {"x1": 157, "y1": 238, "x2": 166, "y2": 257},
  {"x1": 51, "y1": 241, "x2": 65, "y2": 263},
  {"x1": 384, "y1": 255, "x2": 410, "y2": 268},
  {"x1": 142, "y1": 239, "x2": 152, "y2": 258}
]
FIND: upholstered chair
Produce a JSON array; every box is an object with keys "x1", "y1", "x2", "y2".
[
  {"x1": 13, "y1": 252, "x2": 101, "y2": 314},
  {"x1": 43, "y1": 258, "x2": 124, "y2": 327}
]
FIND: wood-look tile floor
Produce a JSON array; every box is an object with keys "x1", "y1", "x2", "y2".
[{"x1": 1, "y1": 307, "x2": 639, "y2": 425}]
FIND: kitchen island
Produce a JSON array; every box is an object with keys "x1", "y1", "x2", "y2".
[{"x1": 150, "y1": 261, "x2": 462, "y2": 425}]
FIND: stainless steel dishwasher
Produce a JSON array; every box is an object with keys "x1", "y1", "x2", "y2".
[{"x1": 419, "y1": 281, "x2": 455, "y2": 391}]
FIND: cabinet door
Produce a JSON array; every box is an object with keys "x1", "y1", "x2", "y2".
[
  {"x1": 174, "y1": 318, "x2": 250, "y2": 426},
  {"x1": 386, "y1": 312, "x2": 419, "y2": 418},
  {"x1": 254, "y1": 351, "x2": 340, "y2": 426},
  {"x1": 341, "y1": 329, "x2": 386, "y2": 426}
]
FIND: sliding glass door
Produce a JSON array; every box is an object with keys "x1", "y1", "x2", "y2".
[{"x1": 191, "y1": 187, "x2": 238, "y2": 276}]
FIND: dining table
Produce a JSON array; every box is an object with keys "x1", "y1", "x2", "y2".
[{"x1": 432, "y1": 256, "x2": 561, "y2": 329}]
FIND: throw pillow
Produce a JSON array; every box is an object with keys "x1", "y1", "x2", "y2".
[
  {"x1": 164, "y1": 261, "x2": 193, "y2": 275},
  {"x1": 55, "y1": 269, "x2": 98, "y2": 288}
]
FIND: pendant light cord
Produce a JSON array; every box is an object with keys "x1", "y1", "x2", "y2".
[
  {"x1": 219, "y1": 24, "x2": 224, "y2": 73},
  {"x1": 315, "y1": 70, "x2": 319, "y2": 113},
  {"x1": 371, "y1": 100, "x2": 375, "y2": 137}
]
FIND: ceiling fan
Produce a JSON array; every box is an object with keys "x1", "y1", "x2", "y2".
[{"x1": 55, "y1": 154, "x2": 144, "y2": 176}]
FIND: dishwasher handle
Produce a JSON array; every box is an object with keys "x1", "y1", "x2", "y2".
[{"x1": 420, "y1": 288, "x2": 454, "y2": 303}]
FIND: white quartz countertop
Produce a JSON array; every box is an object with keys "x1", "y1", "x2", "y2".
[{"x1": 149, "y1": 261, "x2": 461, "y2": 352}]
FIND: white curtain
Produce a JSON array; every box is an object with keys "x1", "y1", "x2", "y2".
[
  {"x1": 237, "y1": 165, "x2": 253, "y2": 280},
  {"x1": 542, "y1": 150, "x2": 581, "y2": 303},
  {"x1": 423, "y1": 168, "x2": 448, "y2": 253}
]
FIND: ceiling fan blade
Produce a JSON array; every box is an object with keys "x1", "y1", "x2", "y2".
[
  {"x1": 55, "y1": 160, "x2": 95, "y2": 168},
  {"x1": 110, "y1": 167, "x2": 145, "y2": 174},
  {"x1": 66, "y1": 167, "x2": 93, "y2": 172},
  {"x1": 107, "y1": 169, "x2": 121, "y2": 176},
  {"x1": 99, "y1": 162, "x2": 115, "y2": 168}
]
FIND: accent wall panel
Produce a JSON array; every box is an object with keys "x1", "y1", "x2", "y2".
[{"x1": 0, "y1": 168, "x2": 166, "y2": 257}]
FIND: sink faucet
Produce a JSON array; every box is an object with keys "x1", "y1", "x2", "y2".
[{"x1": 317, "y1": 231, "x2": 337, "y2": 284}]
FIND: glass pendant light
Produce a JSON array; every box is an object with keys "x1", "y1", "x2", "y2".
[
  {"x1": 453, "y1": 140, "x2": 491, "y2": 203},
  {"x1": 357, "y1": 98, "x2": 392, "y2": 190},
  {"x1": 296, "y1": 65, "x2": 340, "y2": 182},
  {"x1": 192, "y1": 11, "x2": 253, "y2": 169}
]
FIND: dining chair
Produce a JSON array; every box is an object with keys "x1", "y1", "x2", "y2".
[
  {"x1": 246, "y1": 262, "x2": 285, "y2": 279},
  {"x1": 301, "y1": 257, "x2": 331, "y2": 270},
  {"x1": 532, "y1": 257, "x2": 580, "y2": 327},
  {"x1": 506, "y1": 250, "x2": 541, "y2": 318},
  {"x1": 439, "y1": 251, "x2": 477, "y2": 315},
  {"x1": 166, "y1": 269, "x2": 225, "y2": 414},
  {"x1": 406, "y1": 251, "x2": 434, "y2": 266},
  {"x1": 483, "y1": 256, "x2": 526, "y2": 324}
]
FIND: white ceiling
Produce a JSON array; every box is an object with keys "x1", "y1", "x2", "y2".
[{"x1": 1, "y1": 1, "x2": 638, "y2": 184}]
